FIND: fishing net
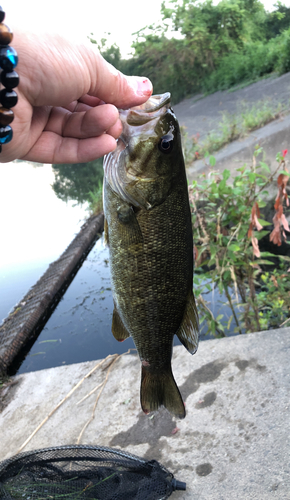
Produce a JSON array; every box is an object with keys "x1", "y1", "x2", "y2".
[{"x1": 0, "y1": 445, "x2": 186, "y2": 500}]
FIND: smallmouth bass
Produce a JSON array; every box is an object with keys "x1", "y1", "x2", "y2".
[{"x1": 103, "y1": 93, "x2": 199, "y2": 419}]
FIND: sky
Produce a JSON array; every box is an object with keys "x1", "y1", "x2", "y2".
[{"x1": 8, "y1": 0, "x2": 289, "y2": 58}]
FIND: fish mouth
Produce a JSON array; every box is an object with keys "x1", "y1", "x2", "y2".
[
  {"x1": 104, "y1": 92, "x2": 172, "y2": 181},
  {"x1": 120, "y1": 92, "x2": 171, "y2": 129}
]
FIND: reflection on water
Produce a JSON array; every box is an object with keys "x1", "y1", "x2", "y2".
[
  {"x1": 0, "y1": 161, "x2": 93, "y2": 323},
  {"x1": 52, "y1": 159, "x2": 103, "y2": 204}
]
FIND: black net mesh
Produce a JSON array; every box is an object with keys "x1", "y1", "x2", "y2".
[{"x1": 0, "y1": 445, "x2": 186, "y2": 500}]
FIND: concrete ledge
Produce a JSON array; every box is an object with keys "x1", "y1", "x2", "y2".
[
  {"x1": 186, "y1": 114, "x2": 290, "y2": 182},
  {"x1": 1, "y1": 328, "x2": 289, "y2": 499}
]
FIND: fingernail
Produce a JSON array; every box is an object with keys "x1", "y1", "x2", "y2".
[{"x1": 130, "y1": 76, "x2": 153, "y2": 97}]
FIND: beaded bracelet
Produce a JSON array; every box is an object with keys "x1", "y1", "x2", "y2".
[{"x1": 0, "y1": 6, "x2": 19, "y2": 153}]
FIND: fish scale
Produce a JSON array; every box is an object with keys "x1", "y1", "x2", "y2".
[{"x1": 103, "y1": 93, "x2": 199, "y2": 419}]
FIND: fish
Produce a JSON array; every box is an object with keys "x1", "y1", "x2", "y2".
[{"x1": 103, "y1": 92, "x2": 199, "y2": 419}]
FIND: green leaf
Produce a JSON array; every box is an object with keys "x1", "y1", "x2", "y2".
[
  {"x1": 280, "y1": 170, "x2": 290, "y2": 177},
  {"x1": 209, "y1": 155, "x2": 216, "y2": 167},
  {"x1": 260, "y1": 162, "x2": 270, "y2": 172},
  {"x1": 228, "y1": 243, "x2": 240, "y2": 252},
  {"x1": 249, "y1": 172, "x2": 256, "y2": 183},
  {"x1": 256, "y1": 259, "x2": 276, "y2": 265},
  {"x1": 256, "y1": 230, "x2": 270, "y2": 240},
  {"x1": 209, "y1": 243, "x2": 218, "y2": 257},
  {"x1": 218, "y1": 179, "x2": 226, "y2": 192},
  {"x1": 222, "y1": 169, "x2": 230, "y2": 181},
  {"x1": 277, "y1": 255, "x2": 290, "y2": 262},
  {"x1": 227, "y1": 316, "x2": 233, "y2": 330}
]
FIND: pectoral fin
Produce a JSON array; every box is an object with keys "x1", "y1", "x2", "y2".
[
  {"x1": 176, "y1": 290, "x2": 199, "y2": 354},
  {"x1": 112, "y1": 304, "x2": 130, "y2": 342},
  {"x1": 104, "y1": 218, "x2": 109, "y2": 246},
  {"x1": 117, "y1": 204, "x2": 143, "y2": 254}
]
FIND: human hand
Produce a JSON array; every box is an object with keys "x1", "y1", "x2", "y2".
[{"x1": 1, "y1": 30, "x2": 152, "y2": 164}]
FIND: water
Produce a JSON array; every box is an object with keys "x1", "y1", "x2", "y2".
[{"x1": 0, "y1": 162, "x2": 88, "y2": 324}]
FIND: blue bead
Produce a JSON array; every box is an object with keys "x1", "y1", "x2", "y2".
[
  {"x1": 0, "y1": 125, "x2": 12, "y2": 144},
  {"x1": 0, "y1": 46, "x2": 18, "y2": 71}
]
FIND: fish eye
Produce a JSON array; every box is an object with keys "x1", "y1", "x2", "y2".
[{"x1": 158, "y1": 134, "x2": 174, "y2": 154}]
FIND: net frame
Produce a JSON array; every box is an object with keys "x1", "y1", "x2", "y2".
[{"x1": 0, "y1": 444, "x2": 186, "y2": 500}]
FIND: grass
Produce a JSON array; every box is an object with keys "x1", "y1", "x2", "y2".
[{"x1": 183, "y1": 98, "x2": 290, "y2": 165}]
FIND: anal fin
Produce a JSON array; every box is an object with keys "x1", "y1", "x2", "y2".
[
  {"x1": 176, "y1": 290, "x2": 199, "y2": 354},
  {"x1": 112, "y1": 304, "x2": 130, "y2": 342}
]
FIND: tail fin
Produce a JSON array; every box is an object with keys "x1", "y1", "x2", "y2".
[{"x1": 141, "y1": 366, "x2": 185, "y2": 419}]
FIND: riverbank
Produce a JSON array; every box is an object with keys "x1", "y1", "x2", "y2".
[{"x1": 1, "y1": 328, "x2": 289, "y2": 499}]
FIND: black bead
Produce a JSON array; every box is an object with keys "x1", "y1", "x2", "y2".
[
  {"x1": 0, "y1": 46, "x2": 18, "y2": 71},
  {"x1": 1, "y1": 70, "x2": 19, "y2": 89},
  {"x1": 0, "y1": 125, "x2": 11, "y2": 138},
  {"x1": 0, "y1": 7, "x2": 5, "y2": 24},
  {"x1": 0, "y1": 89, "x2": 17, "y2": 108}
]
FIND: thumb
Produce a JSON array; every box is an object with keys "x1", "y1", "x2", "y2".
[{"x1": 85, "y1": 46, "x2": 153, "y2": 109}]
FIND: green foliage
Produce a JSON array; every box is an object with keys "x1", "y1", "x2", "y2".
[
  {"x1": 94, "y1": 1, "x2": 290, "y2": 104},
  {"x1": 275, "y1": 27, "x2": 290, "y2": 74},
  {"x1": 52, "y1": 158, "x2": 103, "y2": 204},
  {"x1": 189, "y1": 148, "x2": 290, "y2": 336},
  {"x1": 88, "y1": 34, "x2": 122, "y2": 67},
  {"x1": 123, "y1": 35, "x2": 203, "y2": 103},
  {"x1": 265, "y1": 1, "x2": 290, "y2": 39},
  {"x1": 203, "y1": 40, "x2": 279, "y2": 92},
  {"x1": 257, "y1": 267, "x2": 290, "y2": 329}
]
